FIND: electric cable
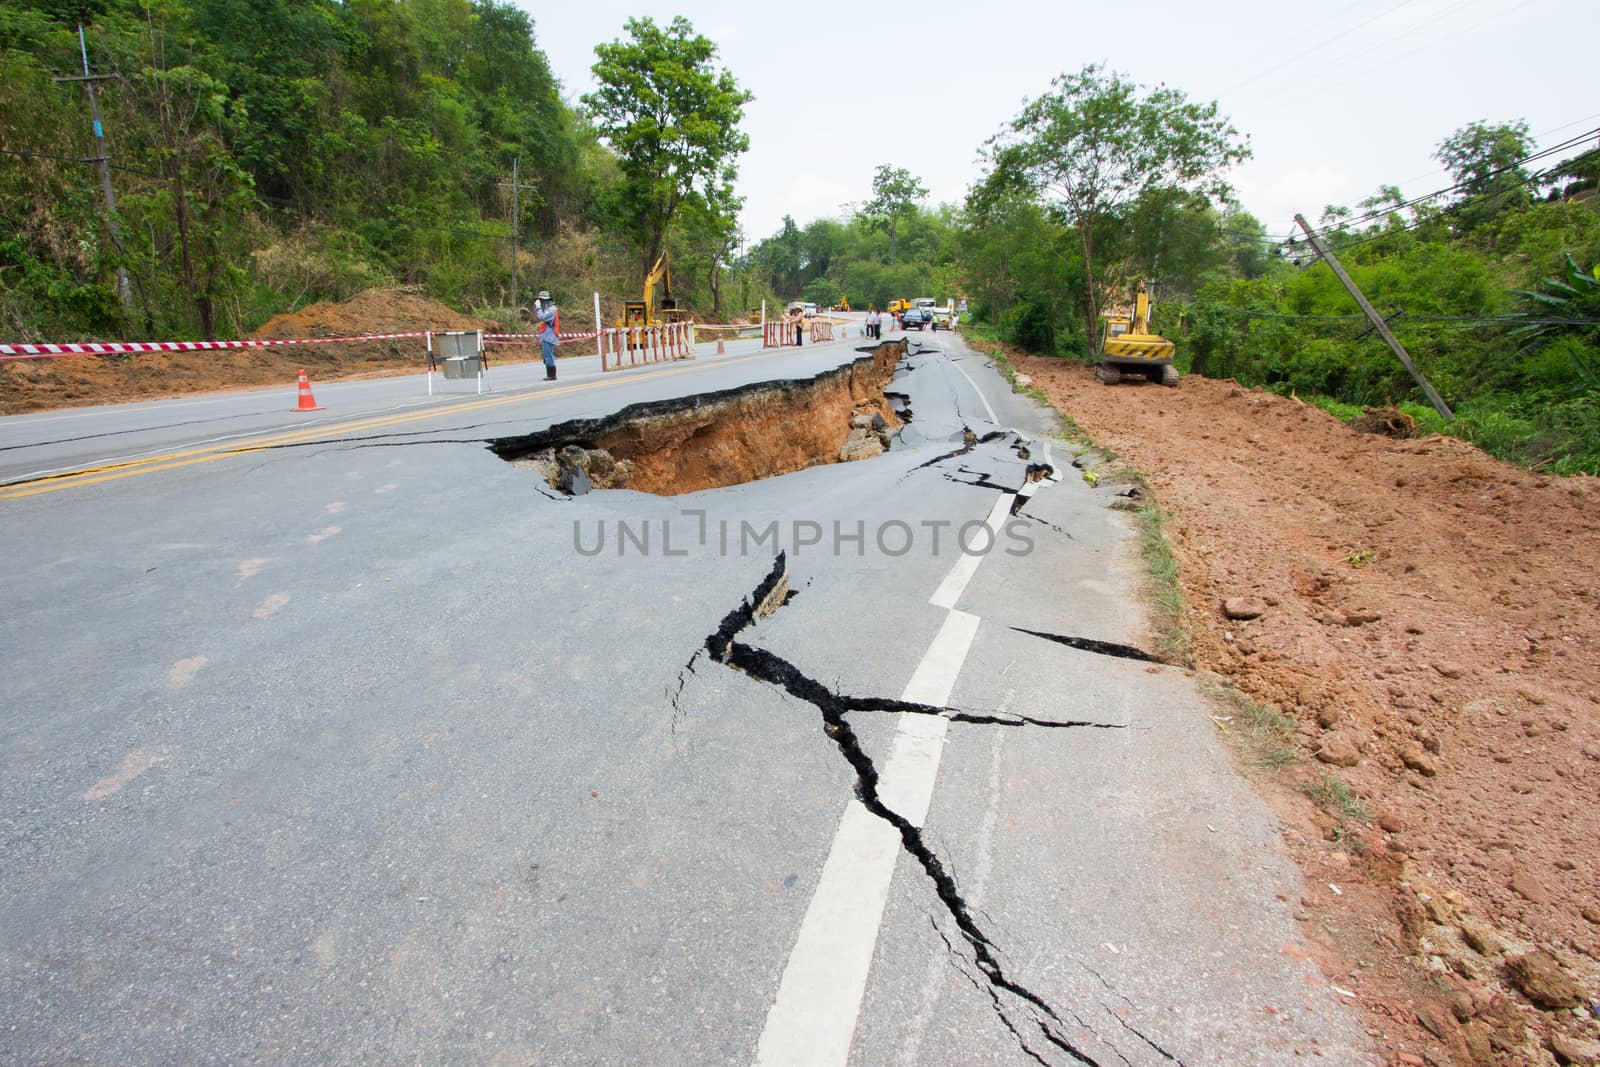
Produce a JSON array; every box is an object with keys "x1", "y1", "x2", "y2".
[
  {"x1": 1229, "y1": 0, "x2": 1423, "y2": 92},
  {"x1": 1301, "y1": 127, "x2": 1599, "y2": 242}
]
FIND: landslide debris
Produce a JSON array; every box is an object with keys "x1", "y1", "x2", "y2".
[{"x1": 1020, "y1": 355, "x2": 1600, "y2": 1067}]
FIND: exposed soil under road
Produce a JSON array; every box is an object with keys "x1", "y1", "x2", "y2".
[
  {"x1": 1017, "y1": 353, "x2": 1600, "y2": 1067},
  {"x1": 490, "y1": 341, "x2": 905, "y2": 496}
]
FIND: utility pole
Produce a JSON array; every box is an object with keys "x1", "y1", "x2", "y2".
[
  {"x1": 500, "y1": 158, "x2": 537, "y2": 317},
  {"x1": 1293, "y1": 213, "x2": 1452, "y2": 419},
  {"x1": 55, "y1": 25, "x2": 132, "y2": 313}
]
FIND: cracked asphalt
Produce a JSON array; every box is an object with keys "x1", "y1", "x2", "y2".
[{"x1": 0, "y1": 325, "x2": 1375, "y2": 1064}]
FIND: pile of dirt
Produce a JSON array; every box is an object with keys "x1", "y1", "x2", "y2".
[
  {"x1": 1351, "y1": 405, "x2": 1421, "y2": 438},
  {"x1": 1020, "y1": 355, "x2": 1600, "y2": 1067},
  {"x1": 0, "y1": 289, "x2": 517, "y2": 415}
]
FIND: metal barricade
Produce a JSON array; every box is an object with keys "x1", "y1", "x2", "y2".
[{"x1": 426, "y1": 331, "x2": 488, "y2": 394}]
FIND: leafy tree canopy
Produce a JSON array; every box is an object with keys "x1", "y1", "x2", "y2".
[
  {"x1": 583, "y1": 15, "x2": 750, "y2": 273},
  {"x1": 986, "y1": 63, "x2": 1249, "y2": 346},
  {"x1": 861, "y1": 164, "x2": 926, "y2": 264},
  {"x1": 1434, "y1": 119, "x2": 1534, "y2": 230}
]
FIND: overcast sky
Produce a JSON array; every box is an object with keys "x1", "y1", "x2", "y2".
[{"x1": 521, "y1": 0, "x2": 1594, "y2": 245}]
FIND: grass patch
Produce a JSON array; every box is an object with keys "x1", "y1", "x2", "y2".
[
  {"x1": 1133, "y1": 504, "x2": 1189, "y2": 662},
  {"x1": 1302, "y1": 395, "x2": 1366, "y2": 422},
  {"x1": 1278, "y1": 387, "x2": 1599, "y2": 476},
  {"x1": 1203, "y1": 681, "x2": 1298, "y2": 768},
  {"x1": 1300, "y1": 773, "x2": 1372, "y2": 824}
]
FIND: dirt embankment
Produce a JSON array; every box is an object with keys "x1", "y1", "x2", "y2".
[
  {"x1": 1022, "y1": 356, "x2": 1600, "y2": 1067},
  {"x1": 495, "y1": 341, "x2": 906, "y2": 496},
  {"x1": 0, "y1": 290, "x2": 521, "y2": 415}
]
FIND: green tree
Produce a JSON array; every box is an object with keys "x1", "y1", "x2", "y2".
[
  {"x1": 751, "y1": 214, "x2": 803, "y2": 296},
  {"x1": 990, "y1": 63, "x2": 1249, "y2": 350},
  {"x1": 583, "y1": 16, "x2": 751, "y2": 274},
  {"x1": 1434, "y1": 119, "x2": 1534, "y2": 231},
  {"x1": 862, "y1": 164, "x2": 926, "y2": 264}
]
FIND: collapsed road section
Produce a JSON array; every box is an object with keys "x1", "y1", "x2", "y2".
[{"x1": 489, "y1": 341, "x2": 911, "y2": 496}]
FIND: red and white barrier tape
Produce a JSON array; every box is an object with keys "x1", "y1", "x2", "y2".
[
  {"x1": 482, "y1": 331, "x2": 601, "y2": 344},
  {"x1": 0, "y1": 331, "x2": 429, "y2": 361}
]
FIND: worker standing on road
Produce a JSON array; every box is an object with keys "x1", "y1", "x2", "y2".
[
  {"x1": 791, "y1": 307, "x2": 803, "y2": 347},
  {"x1": 535, "y1": 290, "x2": 560, "y2": 380}
]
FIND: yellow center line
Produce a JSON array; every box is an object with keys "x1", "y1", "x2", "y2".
[{"x1": 0, "y1": 341, "x2": 857, "y2": 500}]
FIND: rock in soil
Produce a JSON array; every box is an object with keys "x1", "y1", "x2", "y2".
[
  {"x1": 1511, "y1": 871, "x2": 1550, "y2": 904},
  {"x1": 1505, "y1": 950, "x2": 1584, "y2": 1009},
  {"x1": 1458, "y1": 916, "x2": 1502, "y2": 957},
  {"x1": 1222, "y1": 596, "x2": 1268, "y2": 620},
  {"x1": 1315, "y1": 731, "x2": 1362, "y2": 767},
  {"x1": 1400, "y1": 746, "x2": 1439, "y2": 777},
  {"x1": 1551, "y1": 1031, "x2": 1600, "y2": 1065}
]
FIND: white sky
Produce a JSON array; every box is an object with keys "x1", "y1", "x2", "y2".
[{"x1": 522, "y1": 0, "x2": 1595, "y2": 245}]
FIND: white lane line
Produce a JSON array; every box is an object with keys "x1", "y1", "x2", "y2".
[
  {"x1": 1039, "y1": 439, "x2": 1062, "y2": 482},
  {"x1": 928, "y1": 493, "x2": 1014, "y2": 610},
  {"x1": 759, "y1": 366, "x2": 1060, "y2": 1066},
  {"x1": 945, "y1": 350, "x2": 999, "y2": 426},
  {"x1": 754, "y1": 609, "x2": 982, "y2": 1067}
]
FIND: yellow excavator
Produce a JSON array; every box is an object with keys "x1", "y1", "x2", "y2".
[
  {"x1": 617, "y1": 250, "x2": 694, "y2": 327},
  {"x1": 1096, "y1": 279, "x2": 1178, "y2": 387}
]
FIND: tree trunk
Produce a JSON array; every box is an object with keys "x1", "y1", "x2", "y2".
[
  {"x1": 888, "y1": 217, "x2": 897, "y2": 265},
  {"x1": 1079, "y1": 220, "x2": 1098, "y2": 357},
  {"x1": 168, "y1": 170, "x2": 214, "y2": 338},
  {"x1": 708, "y1": 258, "x2": 723, "y2": 321}
]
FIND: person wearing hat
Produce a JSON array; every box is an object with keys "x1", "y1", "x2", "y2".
[{"x1": 534, "y1": 290, "x2": 560, "y2": 380}]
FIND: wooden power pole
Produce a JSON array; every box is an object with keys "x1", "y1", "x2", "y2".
[
  {"x1": 55, "y1": 26, "x2": 132, "y2": 313},
  {"x1": 1293, "y1": 213, "x2": 1452, "y2": 419},
  {"x1": 500, "y1": 158, "x2": 537, "y2": 316}
]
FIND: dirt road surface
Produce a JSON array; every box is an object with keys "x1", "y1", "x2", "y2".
[{"x1": 1018, "y1": 353, "x2": 1600, "y2": 1067}]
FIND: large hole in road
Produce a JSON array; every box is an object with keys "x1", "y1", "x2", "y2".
[{"x1": 488, "y1": 340, "x2": 911, "y2": 496}]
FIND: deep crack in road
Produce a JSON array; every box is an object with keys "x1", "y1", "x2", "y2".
[{"x1": 689, "y1": 552, "x2": 1188, "y2": 1066}]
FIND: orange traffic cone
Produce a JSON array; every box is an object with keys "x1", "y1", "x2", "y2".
[
  {"x1": 294, "y1": 369, "x2": 323, "y2": 411},
  {"x1": 716, "y1": 338, "x2": 726, "y2": 354}
]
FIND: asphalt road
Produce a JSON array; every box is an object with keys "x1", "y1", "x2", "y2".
[{"x1": 0, "y1": 319, "x2": 1374, "y2": 1065}]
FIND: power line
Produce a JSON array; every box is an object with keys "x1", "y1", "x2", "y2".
[
  {"x1": 1229, "y1": 0, "x2": 1423, "y2": 92},
  {"x1": 1301, "y1": 127, "x2": 1600, "y2": 242},
  {"x1": 1322, "y1": 0, "x2": 1541, "y2": 92},
  {"x1": 1393, "y1": 111, "x2": 1600, "y2": 189},
  {"x1": 1, "y1": 147, "x2": 159, "y2": 178},
  {"x1": 1312, "y1": 129, "x2": 1595, "y2": 238},
  {"x1": 1326, "y1": 152, "x2": 1591, "y2": 253},
  {"x1": 1203, "y1": 306, "x2": 1600, "y2": 327}
]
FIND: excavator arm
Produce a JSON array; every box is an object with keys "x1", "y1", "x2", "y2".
[
  {"x1": 643, "y1": 251, "x2": 672, "y2": 323},
  {"x1": 618, "y1": 250, "x2": 682, "y2": 328}
]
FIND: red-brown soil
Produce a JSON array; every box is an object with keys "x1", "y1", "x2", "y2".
[
  {"x1": 1020, "y1": 354, "x2": 1600, "y2": 1066},
  {"x1": 0, "y1": 290, "x2": 562, "y2": 415}
]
